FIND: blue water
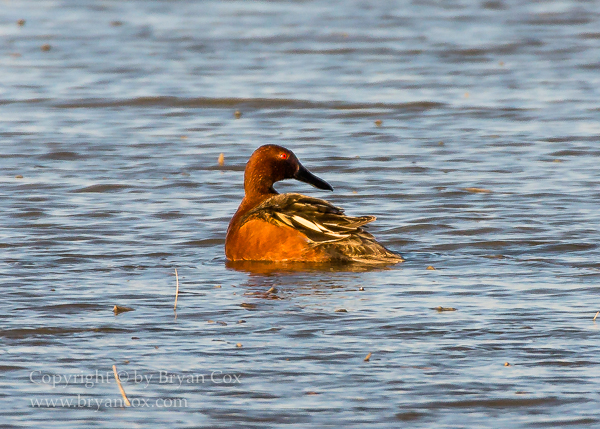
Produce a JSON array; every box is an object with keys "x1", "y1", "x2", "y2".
[{"x1": 1, "y1": 1, "x2": 600, "y2": 427}]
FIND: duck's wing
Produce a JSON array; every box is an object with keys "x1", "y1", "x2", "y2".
[
  {"x1": 240, "y1": 193, "x2": 374, "y2": 243},
  {"x1": 240, "y1": 193, "x2": 403, "y2": 263}
]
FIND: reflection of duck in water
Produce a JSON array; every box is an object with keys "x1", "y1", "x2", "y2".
[{"x1": 225, "y1": 145, "x2": 403, "y2": 265}]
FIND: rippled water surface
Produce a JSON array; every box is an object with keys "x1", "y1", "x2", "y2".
[{"x1": 2, "y1": 1, "x2": 600, "y2": 427}]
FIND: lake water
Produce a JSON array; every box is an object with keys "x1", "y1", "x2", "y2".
[{"x1": 1, "y1": 0, "x2": 600, "y2": 427}]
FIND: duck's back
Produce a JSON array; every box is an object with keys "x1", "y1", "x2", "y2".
[{"x1": 237, "y1": 193, "x2": 403, "y2": 264}]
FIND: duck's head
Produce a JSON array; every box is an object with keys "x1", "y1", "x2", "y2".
[{"x1": 244, "y1": 144, "x2": 333, "y2": 196}]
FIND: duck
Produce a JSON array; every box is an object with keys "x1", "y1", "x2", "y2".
[{"x1": 225, "y1": 144, "x2": 403, "y2": 264}]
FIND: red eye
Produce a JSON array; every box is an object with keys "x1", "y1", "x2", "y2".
[{"x1": 279, "y1": 153, "x2": 288, "y2": 160}]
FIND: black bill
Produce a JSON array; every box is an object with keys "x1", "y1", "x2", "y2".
[{"x1": 293, "y1": 164, "x2": 333, "y2": 191}]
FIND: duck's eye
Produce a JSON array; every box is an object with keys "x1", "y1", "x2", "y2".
[{"x1": 279, "y1": 153, "x2": 288, "y2": 160}]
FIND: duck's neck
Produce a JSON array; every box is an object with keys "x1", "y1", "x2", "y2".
[
  {"x1": 243, "y1": 174, "x2": 278, "y2": 201},
  {"x1": 240, "y1": 187, "x2": 277, "y2": 212}
]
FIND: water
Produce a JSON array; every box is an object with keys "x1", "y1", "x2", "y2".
[{"x1": 1, "y1": 0, "x2": 600, "y2": 427}]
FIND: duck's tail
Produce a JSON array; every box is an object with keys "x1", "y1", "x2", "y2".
[{"x1": 317, "y1": 230, "x2": 404, "y2": 264}]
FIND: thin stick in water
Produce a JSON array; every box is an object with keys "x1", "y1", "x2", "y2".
[
  {"x1": 112, "y1": 365, "x2": 131, "y2": 407},
  {"x1": 174, "y1": 268, "x2": 179, "y2": 311},
  {"x1": 594, "y1": 311, "x2": 599, "y2": 322}
]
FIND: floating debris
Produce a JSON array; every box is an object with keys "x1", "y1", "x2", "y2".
[
  {"x1": 237, "y1": 320, "x2": 246, "y2": 324},
  {"x1": 215, "y1": 285, "x2": 222, "y2": 288},
  {"x1": 267, "y1": 286, "x2": 277, "y2": 294},
  {"x1": 335, "y1": 308, "x2": 347, "y2": 313},
  {"x1": 464, "y1": 187, "x2": 492, "y2": 193},
  {"x1": 41, "y1": 44, "x2": 51, "y2": 52},
  {"x1": 240, "y1": 303, "x2": 257, "y2": 309},
  {"x1": 218, "y1": 153, "x2": 224, "y2": 166},
  {"x1": 216, "y1": 321, "x2": 227, "y2": 326},
  {"x1": 110, "y1": 20, "x2": 123, "y2": 27},
  {"x1": 173, "y1": 268, "x2": 179, "y2": 311},
  {"x1": 364, "y1": 352, "x2": 372, "y2": 362},
  {"x1": 434, "y1": 307, "x2": 457, "y2": 312},
  {"x1": 131, "y1": 337, "x2": 140, "y2": 340},
  {"x1": 15, "y1": 175, "x2": 23, "y2": 179},
  {"x1": 594, "y1": 311, "x2": 599, "y2": 322},
  {"x1": 236, "y1": 343, "x2": 243, "y2": 348},
  {"x1": 234, "y1": 110, "x2": 242, "y2": 119},
  {"x1": 17, "y1": 19, "x2": 26, "y2": 27},
  {"x1": 374, "y1": 119, "x2": 382, "y2": 127},
  {"x1": 504, "y1": 362, "x2": 511, "y2": 366},
  {"x1": 113, "y1": 305, "x2": 134, "y2": 315},
  {"x1": 305, "y1": 391, "x2": 320, "y2": 395},
  {"x1": 359, "y1": 287, "x2": 365, "y2": 291},
  {"x1": 426, "y1": 266, "x2": 436, "y2": 270},
  {"x1": 112, "y1": 365, "x2": 131, "y2": 407},
  {"x1": 484, "y1": 254, "x2": 506, "y2": 260}
]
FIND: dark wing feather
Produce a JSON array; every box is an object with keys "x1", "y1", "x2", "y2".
[
  {"x1": 240, "y1": 193, "x2": 403, "y2": 264},
  {"x1": 240, "y1": 193, "x2": 373, "y2": 243}
]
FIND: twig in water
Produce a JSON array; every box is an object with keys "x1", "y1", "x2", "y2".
[
  {"x1": 594, "y1": 311, "x2": 599, "y2": 322},
  {"x1": 112, "y1": 365, "x2": 131, "y2": 407},
  {"x1": 174, "y1": 268, "x2": 179, "y2": 311}
]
